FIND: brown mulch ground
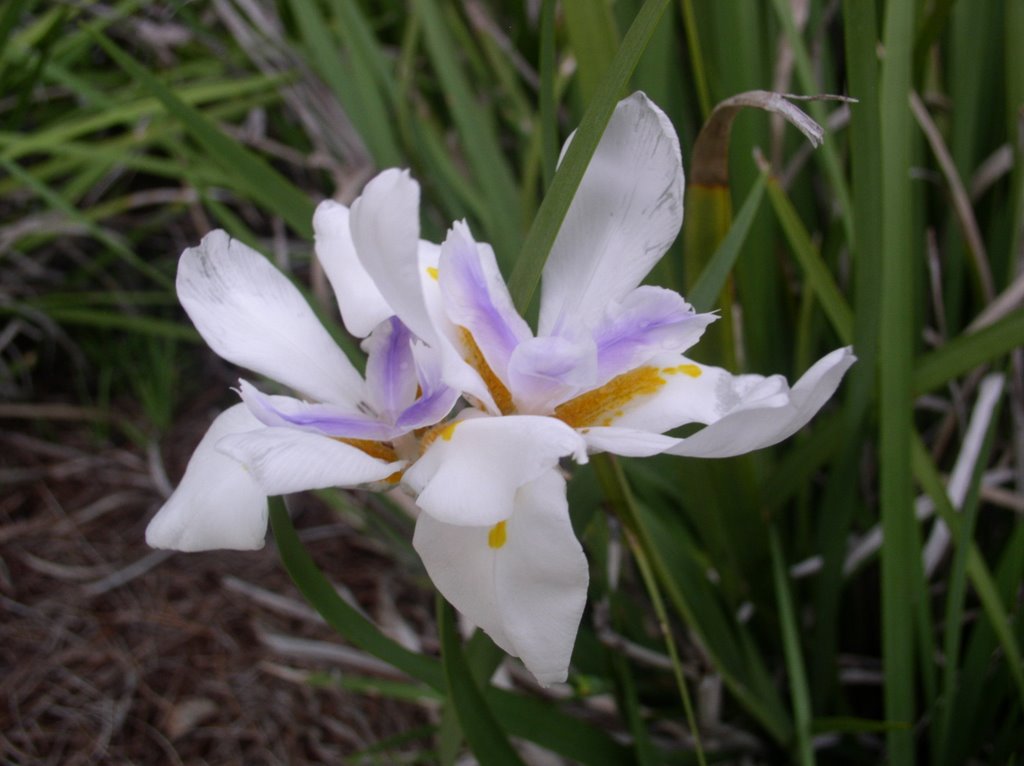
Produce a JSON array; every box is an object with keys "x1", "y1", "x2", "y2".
[{"x1": 0, "y1": 409, "x2": 436, "y2": 766}]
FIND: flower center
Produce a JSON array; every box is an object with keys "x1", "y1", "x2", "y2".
[
  {"x1": 488, "y1": 520, "x2": 507, "y2": 549},
  {"x1": 554, "y1": 366, "x2": 669, "y2": 428}
]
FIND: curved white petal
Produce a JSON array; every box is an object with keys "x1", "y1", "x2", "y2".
[
  {"x1": 403, "y1": 414, "x2": 588, "y2": 526},
  {"x1": 599, "y1": 348, "x2": 855, "y2": 458},
  {"x1": 313, "y1": 199, "x2": 393, "y2": 338},
  {"x1": 217, "y1": 427, "x2": 405, "y2": 495},
  {"x1": 177, "y1": 230, "x2": 365, "y2": 407},
  {"x1": 493, "y1": 470, "x2": 589, "y2": 685},
  {"x1": 539, "y1": 93, "x2": 685, "y2": 336},
  {"x1": 665, "y1": 347, "x2": 856, "y2": 458},
  {"x1": 146, "y1": 404, "x2": 268, "y2": 552},
  {"x1": 349, "y1": 169, "x2": 436, "y2": 343},
  {"x1": 413, "y1": 470, "x2": 588, "y2": 685}
]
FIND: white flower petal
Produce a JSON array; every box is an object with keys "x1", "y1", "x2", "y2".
[
  {"x1": 349, "y1": 169, "x2": 436, "y2": 343},
  {"x1": 597, "y1": 348, "x2": 856, "y2": 458},
  {"x1": 493, "y1": 470, "x2": 589, "y2": 685},
  {"x1": 539, "y1": 93, "x2": 685, "y2": 336},
  {"x1": 217, "y1": 427, "x2": 405, "y2": 495},
  {"x1": 146, "y1": 404, "x2": 268, "y2": 552},
  {"x1": 412, "y1": 470, "x2": 588, "y2": 685},
  {"x1": 665, "y1": 347, "x2": 855, "y2": 458},
  {"x1": 412, "y1": 512, "x2": 515, "y2": 656},
  {"x1": 578, "y1": 426, "x2": 680, "y2": 457},
  {"x1": 177, "y1": 230, "x2": 365, "y2": 407},
  {"x1": 313, "y1": 199, "x2": 394, "y2": 338},
  {"x1": 403, "y1": 414, "x2": 588, "y2": 526}
]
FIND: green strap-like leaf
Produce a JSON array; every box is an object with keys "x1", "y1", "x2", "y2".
[{"x1": 439, "y1": 600, "x2": 525, "y2": 766}]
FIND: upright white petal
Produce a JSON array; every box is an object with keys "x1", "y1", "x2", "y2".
[
  {"x1": 413, "y1": 470, "x2": 588, "y2": 685},
  {"x1": 349, "y1": 169, "x2": 436, "y2": 343},
  {"x1": 177, "y1": 230, "x2": 366, "y2": 407},
  {"x1": 539, "y1": 93, "x2": 685, "y2": 336},
  {"x1": 217, "y1": 427, "x2": 405, "y2": 495},
  {"x1": 313, "y1": 199, "x2": 394, "y2": 338},
  {"x1": 403, "y1": 413, "x2": 588, "y2": 526},
  {"x1": 146, "y1": 404, "x2": 268, "y2": 552}
]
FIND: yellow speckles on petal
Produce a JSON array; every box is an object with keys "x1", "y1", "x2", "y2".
[
  {"x1": 488, "y1": 520, "x2": 507, "y2": 549},
  {"x1": 661, "y1": 363, "x2": 702, "y2": 378},
  {"x1": 555, "y1": 367, "x2": 666, "y2": 429},
  {"x1": 426, "y1": 266, "x2": 439, "y2": 281}
]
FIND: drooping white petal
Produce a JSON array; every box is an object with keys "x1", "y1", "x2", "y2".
[
  {"x1": 146, "y1": 404, "x2": 268, "y2": 552},
  {"x1": 177, "y1": 230, "x2": 366, "y2": 407},
  {"x1": 403, "y1": 413, "x2": 588, "y2": 526},
  {"x1": 539, "y1": 93, "x2": 685, "y2": 336},
  {"x1": 349, "y1": 169, "x2": 436, "y2": 343},
  {"x1": 313, "y1": 199, "x2": 393, "y2": 338},
  {"x1": 217, "y1": 427, "x2": 405, "y2": 495},
  {"x1": 664, "y1": 347, "x2": 856, "y2": 458},
  {"x1": 412, "y1": 512, "x2": 515, "y2": 656},
  {"x1": 493, "y1": 470, "x2": 589, "y2": 685},
  {"x1": 597, "y1": 347, "x2": 855, "y2": 458},
  {"x1": 438, "y1": 221, "x2": 531, "y2": 386},
  {"x1": 412, "y1": 470, "x2": 588, "y2": 685}
]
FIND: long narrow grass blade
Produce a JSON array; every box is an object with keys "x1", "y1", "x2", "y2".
[
  {"x1": 934, "y1": 375, "x2": 1004, "y2": 761},
  {"x1": 878, "y1": 1, "x2": 919, "y2": 761},
  {"x1": 912, "y1": 308, "x2": 1024, "y2": 393},
  {"x1": 93, "y1": 31, "x2": 315, "y2": 237},
  {"x1": 769, "y1": 527, "x2": 816, "y2": 766},
  {"x1": 438, "y1": 600, "x2": 525, "y2": 766},
  {"x1": 760, "y1": 163, "x2": 853, "y2": 344},
  {"x1": 686, "y1": 174, "x2": 767, "y2": 313},
  {"x1": 539, "y1": 0, "x2": 558, "y2": 188},
  {"x1": 508, "y1": 0, "x2": 673, "y2": 313},
  {"x1": 415, "y1": 0, "x2": 521, "y2": 261}
]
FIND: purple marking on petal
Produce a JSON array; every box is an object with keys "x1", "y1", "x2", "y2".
[
  {"x1": 363, "y1": 317, "x2": 418, "y2": 420},
  {"x1": 238, "y1": 380, "x2": 396, "y2": 441},
  {"x1": 507, "y1": 334, "x2": 597, "y2": 414},
  {"x1": 396, "y1": 385, "x2": 460, "y2": 432},
  {"x1": 591, "y1": 286, "x2": 716, "y2": 384},
  {"x1": 394, "y1": 340, "x2": 459, "y2": 432},
  {"x1": 439, "y1": 223, "x2": 531, "y2": 383}
]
